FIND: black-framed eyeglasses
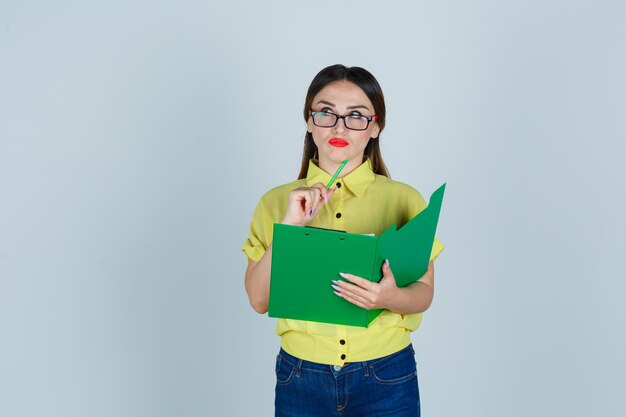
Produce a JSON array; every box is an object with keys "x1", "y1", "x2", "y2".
[{"x1": 310, "y1": 111, "x2": 378, "y2": 131}]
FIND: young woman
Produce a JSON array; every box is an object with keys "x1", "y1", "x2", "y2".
[{"x1": 242, "y1": 64, "x2": 444, "y2": 417}]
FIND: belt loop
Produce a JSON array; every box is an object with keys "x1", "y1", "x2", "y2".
[
  {"x1": 362, "y1": 360, "x2": 369, "y2": 377},
  {"x1": 296, "y1": 358, "x2": 304, "y2": 377}
]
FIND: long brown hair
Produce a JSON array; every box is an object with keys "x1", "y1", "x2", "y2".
[{"x1": 298, "y1": 65, "x2": 390, "y2": 179}]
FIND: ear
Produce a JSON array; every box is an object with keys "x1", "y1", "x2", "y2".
[
  {"x1": 371, "y1": 122, "x2": 380, "y2": 139},
  {"x1": 307, "y1": 116, "x2": 313, "y2": 133}
]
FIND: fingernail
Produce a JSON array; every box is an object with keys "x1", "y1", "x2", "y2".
[
  {"x1": 331, "y1": 284, "x2": 341, "y2": 292},
  {"x1": 305, "y1": 208, "x2": 311, "y2": 217},
  {"x1": 333, "y1": 291, "x2": 342, "y2": 297},
  {"x1": 311, "y1": 208, "x2": 316, "y2": 216},
  {"x1": 324, "y1": 195, "x2": 328, "y2": 204},
  {"x1": 339, "y1": 272, "x2": 346, "y2": 278},
  {"x1": 331, "y1": 280, "x2": 339, "y2": 285},
  {"x1": 385, "y1": 259, "x2": 390, "y2": 267}
]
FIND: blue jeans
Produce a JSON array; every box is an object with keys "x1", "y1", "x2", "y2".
[{"x1": 275, "y1": 344, "x2": 420, "y2": 417}]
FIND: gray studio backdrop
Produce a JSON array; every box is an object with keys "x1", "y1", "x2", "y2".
[{"x1": 1, "y1": 1, "x2": 624, "y2": 416}]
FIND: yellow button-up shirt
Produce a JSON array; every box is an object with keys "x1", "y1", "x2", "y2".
[{"x1": 242, "y1": 158, "x2": 444, "y2": 366}]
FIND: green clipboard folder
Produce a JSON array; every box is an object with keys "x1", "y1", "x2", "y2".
[{"x1": 269, "y1": 183, "x2": 445, "y2": 328}]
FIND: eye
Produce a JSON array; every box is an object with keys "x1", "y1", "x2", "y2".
[
  {"x1": 314, "y1": 109, "x2": 336, "y2": 119},
  {"x1": 347, "y1": 111, "x2": 365, "y2": 120}
]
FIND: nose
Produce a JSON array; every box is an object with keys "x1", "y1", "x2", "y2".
[{"x1": 332, "y1": 116, "x2": 348, "y2": 134}]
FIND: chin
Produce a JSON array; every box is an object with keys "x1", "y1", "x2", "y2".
[{"x1": 327, "y1": 150, "x2": 351, "y2": 161}]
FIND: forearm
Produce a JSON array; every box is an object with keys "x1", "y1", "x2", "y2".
[
  {"x1": 385, "y1": 262, "x2": 435, "y2": 315},
  {"x1": 385, "y1": 281, "x2": 434, "y2": 315},
  {"x1": 244, "y1": 244, "x2": 273, "y2": 314}
]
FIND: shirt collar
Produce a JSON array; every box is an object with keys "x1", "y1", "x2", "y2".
[{"x1": 305, "y1": 158, "x2": 376, "y2": 197}]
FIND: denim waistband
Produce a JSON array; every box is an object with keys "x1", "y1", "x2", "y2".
[{"x1": 278, "y1": 343, "x2": 414, "y2": 376}]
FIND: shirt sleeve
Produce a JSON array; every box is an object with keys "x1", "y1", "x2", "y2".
[
  {"x1": 241, "y1": 197, "x2": 271, "y2": 262},
  {"x1": 430, "y1": 236, "x2": 444, "y2": 261}
]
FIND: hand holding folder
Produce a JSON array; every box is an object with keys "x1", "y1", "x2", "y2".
[{"x1": 269, "y1": 183, "x2": 446, "y2": 327}]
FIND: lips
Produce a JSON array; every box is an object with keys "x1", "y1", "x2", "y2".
[{"x1": 328, "y1": 138, "x2": 349, "y2": 147}]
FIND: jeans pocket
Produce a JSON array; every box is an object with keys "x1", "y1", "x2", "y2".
[
  {"x1": 275, "y1": 355, "x2": 296, "y2": 385},
  {"x1": 369, "y1": 349, "x2": 417, "y2": 385}
]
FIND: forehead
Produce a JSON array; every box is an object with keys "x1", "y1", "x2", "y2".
[{"x1": 312, "y1": 80, "x2": 373, "y2": 109}]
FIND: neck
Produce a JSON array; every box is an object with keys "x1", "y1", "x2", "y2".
[{"x1": 318, "y1": 155, "x2": 364, "y2": 178}]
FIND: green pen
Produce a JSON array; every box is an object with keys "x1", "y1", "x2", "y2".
[{"x1": 326, "y1": 159, "x2": 348, "y2": 189}]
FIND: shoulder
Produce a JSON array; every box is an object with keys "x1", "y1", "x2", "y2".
[
  {"x1": 260, "y1": 179, "x2": 306, "y2": 202},
  {"x1": 373, "y1": 175, "x2": 425, "y2": 201},
  {"x1": 253, "y1": 178, "x2": 307, "y2": 215},
  {"x1": 370, "y1": 175, "x2": 427, "y2": 216}
]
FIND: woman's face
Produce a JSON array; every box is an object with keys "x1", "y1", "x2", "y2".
[{"x1": 307, "y1": 80, "x2": 380, "y2": 173}]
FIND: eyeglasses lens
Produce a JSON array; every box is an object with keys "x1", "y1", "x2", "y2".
[
  {"x1": 345, "y1": 116, "x2": 368, "y2": 130},
  {"x1": 313, "y1": 112, "x2": 337, "y2": 127}
]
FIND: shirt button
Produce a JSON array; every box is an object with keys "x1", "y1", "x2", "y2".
[
  {"x1": 341, "y1": 354, "x2": 346, "y2": 360},
  {"x1": 336, "y1": 182, "x2": 341, "y2": 188},
  {"x1": 340, "y1": 339, "x2": 346, "y2": 345},
  {"x1": 336, "y1": 213, "x2": 342, "y2": 219}
]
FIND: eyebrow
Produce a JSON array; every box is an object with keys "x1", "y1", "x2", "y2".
[{"x1": 316, "y1": 100, "x2": 371, "y2": 111}]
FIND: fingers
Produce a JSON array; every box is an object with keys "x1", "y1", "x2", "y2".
[
  {"x1": 338, "y1": 272, "x2": 374, "y2": 290},
  {"x1": 282, "y1": 187, "x2": 317, "y2": 225},
  {"x1": 311, "y1": 182, "x2": 340, "y2": 204},
  {"x1": 333, "y1": 288, "x2": 372, "y2": 310},
  {"x1": 291, "y1": 186, "x2": 321, "y2": 215},
  {"x1": 282, "y1": 183, "x2": 338, "y2": 225},
  {"x1": 310, "y1": 183, "x2": 333, "y2": 205},
  {"x1": 302, "y1": 187, "x2": 322, "y2": 217},
  {"x1": 332, "y1": 262, "x2": 397, "y2": 310},
  {"x1": 301, "y1": 183, "x2": 336, "y2": 219},
  {"x1": 381, "y1": 259, "x2": 394, "y2": 279},
  {"x1": 334, "y1": 274, "x2": 376, "y2": 302},
  {"x1": 332, "y1": 278, "x2": 376, "y2": 310},
  {"x1": 333, "y1": 278, "x2": 372, "y2": 300},
  {"x1": 327, "y1": 186, "x2": 338, "y2": 200}
]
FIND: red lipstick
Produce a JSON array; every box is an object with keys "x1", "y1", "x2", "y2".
[{"x1": 328, "y1": 138, "x2": 349, "y2": 147}]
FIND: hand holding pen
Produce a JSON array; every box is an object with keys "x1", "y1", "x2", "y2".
[{"x1": 281, "y1": 160, "x2": 347, "y2": 226}]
